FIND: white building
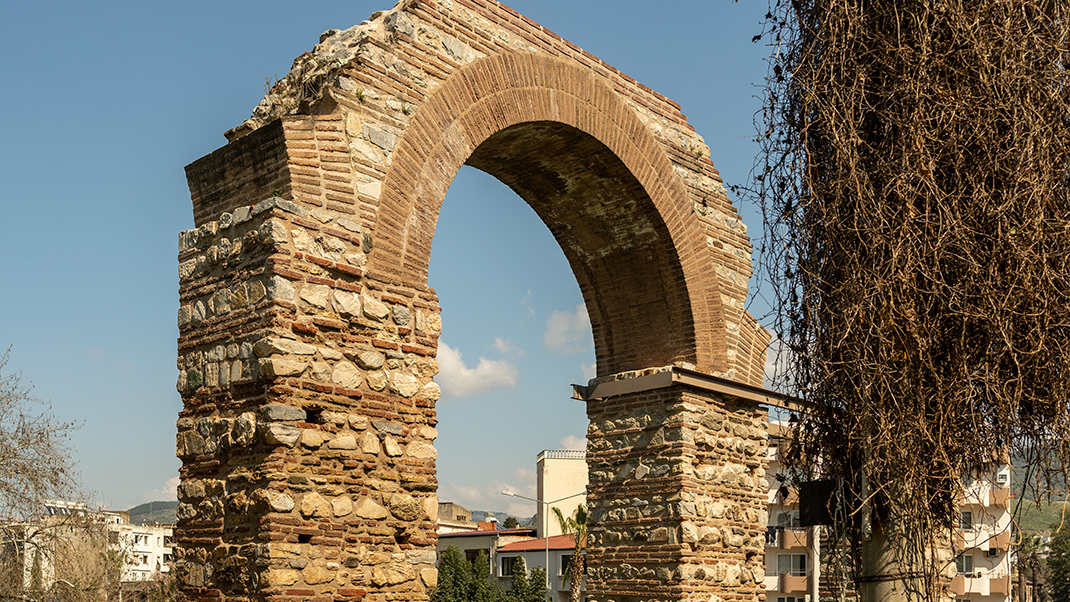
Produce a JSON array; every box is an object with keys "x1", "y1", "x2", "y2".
[
  {"x1": 763, "y1": 423, "x2": 1013, "y2": 602},
  {"x1": 951, "y1": 464, "x2": 1013, "y2": 600},
  {"x1": 102, "y1": 510, "x2": 174, "y2": 581},
  {"x1": 496, "y1": 534, "x2": 581, "y2": 602},
  {"x1": 537, "y1": 449, "x2": 587, "y2": 538}
]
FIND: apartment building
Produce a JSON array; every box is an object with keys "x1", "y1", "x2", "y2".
[
  {"x1": 952, "y1": 464, "x2": 1013, "y2": 600},
  {"x1": 101, "y1": 510, "x2": 174, "y2": 581},
  {"x1": 763, "y1": 424, "x2": 1013, "y2": 602},
  {"x1": 764, "y1": 424, "x2": 819, "y2": 602},
  {"x1": 536, "y1": 449, "x2": 587, "y2": 538}
]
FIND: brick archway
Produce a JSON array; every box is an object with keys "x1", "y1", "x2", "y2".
[
  {"x1": 374, "y1": 52, "x2": 723, "y2": 376},
  {"x1": 177, "y1": 2, "x2": 771, "y2": 601}
]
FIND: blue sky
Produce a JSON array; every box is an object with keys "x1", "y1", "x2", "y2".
[{"x1": 0, "y1": 1, "x2": 772, "y2": 517}]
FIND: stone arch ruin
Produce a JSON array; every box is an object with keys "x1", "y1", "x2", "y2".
[{"x1": 176, "y1": 1, "x2": 771, "y2": 601}]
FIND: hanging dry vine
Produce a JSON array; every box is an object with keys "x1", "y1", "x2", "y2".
[{"x1": 751, "y1": 0, "x2": 1070, "y2": 596}]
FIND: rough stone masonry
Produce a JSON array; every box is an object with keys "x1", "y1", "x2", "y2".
[{"x1": 176, "y1": 1, "x2": 770, "y2": 601}]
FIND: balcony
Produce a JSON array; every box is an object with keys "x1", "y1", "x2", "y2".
[
  {"x1": 950, "y1": 575, "x2": 967, "y2": 596},
  {"x1": 990, "y1": 575, "x2": 1012, "y2": 596},
  {"x1": 990, "y1": 487, "x2": 1009, "y2": 507},
  {"x1": 780, "y1": 529, "x2": 810, "y2": 550},
  {"x1": 779, "y1": 573, "x2": 810, "y2": 593}
]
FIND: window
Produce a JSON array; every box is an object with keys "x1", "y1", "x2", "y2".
[
  {"x1": 500, "y1": 556, "x2": 517, "y2": 577},
  {"x1": 987, "y1": 548, "x2": 999, "y2": 558},
  {"x1": 465, "y1": 549, "x2": 488, "y2": 564},
  {"x1": 777, "y1": 553, "x2": 807, "y2": 577},
  {"x1": 777, "y1": 511, "x2": 802, "y2": 529},
  {"x1": 955, "y1": 554, "x2": 973, "y2": 574},
  {"x1": 959, "y1": 511, "x2": 973, "y2": 530},
  {"x1": 560, "y1": 554, "x2": 572, "y2": 576},
  {"x1": 777, "y1": 597, "x2": 799, "y2": 602}
]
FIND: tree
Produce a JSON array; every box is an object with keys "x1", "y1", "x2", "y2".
[
  {"x1": 502, "y1": 516, "x2": 519, "y2": 529},
  {"x1": 505, "y1": 556, "x2": 531, "y2": 602},
  {"x1": 505, "y1": 556, "x2": 545, "y2": 602},
  {"x1": 0, "y1": 349, "x2": 126, "y2": 602},
  {"x1": 526, "y1": 565, "x2": 547, "y2": 602},
  {"x1": 431, "y1": 546, "x2": 474, "y2": 602},
  {"x1": 470, "y1": 551, "x2": 500, "y2": 602},
  {"x1": 0, "y1": 348, "x2": 79, "y2": 521},
  {"x1": 752, "y1": 1, "x2": 1070, "y2": 597},
  {"x1": 552, "y1": 504, "x2": 587, "y2": 602},
  {"x1": 1050, "y1": 524, "x2": 1070, "y2": 602}
]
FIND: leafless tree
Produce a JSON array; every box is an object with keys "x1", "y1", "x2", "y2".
[
  {"x1": 0, "y1": 349, "x2": 133, "y2": 601},
  {"x1": 751, "y1": 0, "x2": 1070, "y2": 598}
]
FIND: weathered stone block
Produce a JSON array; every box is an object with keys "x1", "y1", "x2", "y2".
[
  {"x1": 300, "y1": 493, "x2": 331, "y2": 518},
  {"x1": 263, "y1": 424, "x2": 300, "y2": 447},
  {"x1": 331, "y1": 361, "x2": 363, "y2": 389},
  {"x1": 258, "y1": 358, "x2": 306, "y2": 378},
  {"x1": 328, "y1": 435, "x2": 358, "y2": 450},
  {"x1": 261, "y1": 404, "x2": 306, "y2": 422},
  {"x1": 354, "y1": 498, "x2": 389, "y2": 519}
]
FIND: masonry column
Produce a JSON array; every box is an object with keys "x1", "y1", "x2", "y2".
[
  {"x1": 581, "y1": 368, "x2": 770, "y2": 602},
  {"x1": 177, "y1": 118, "x2": 442, "y2": 602}
]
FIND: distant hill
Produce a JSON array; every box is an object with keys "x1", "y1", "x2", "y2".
[
  {"x1": 127, "y1": 500, "x2": 178, "y2": 525},
  {"x1": 471, "y1": 510, "x2": 535, "y2": 528}
]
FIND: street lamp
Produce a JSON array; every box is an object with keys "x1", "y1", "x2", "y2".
[{"x1": 501, "y1": 490, "x2": 583, "y2": 602}]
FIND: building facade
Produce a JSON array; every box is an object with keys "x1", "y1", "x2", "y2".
[
  {"x1": 537, "y1": 450, "x2": 588, "y2": 539},
  {"x1": 102, "y1": 510, "x2": 174, "y2": 582},
  {"x1": 762, "y1": 424, "x2": 1013, "y2": 602}
]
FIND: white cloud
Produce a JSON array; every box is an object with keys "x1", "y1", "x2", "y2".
[
  {"x1": 493, "y1": 337, "x2": 525, "y2": 357},
  {"x1": 520, "y1": 290, "x2": 536, "y2": 320},
  {"x1": 580, "y1": 362, "x2": 597, "y2": 382},
  {"x1": 544, "y1": 304, "x2": 592, "y2": 355},
  {"x1": 559, "y1": 435, "x2": 586, "y2": 450},
  {"x1": 140, "y1": 475, "x2": 180, "y2": 503},
  {"x1": 437, "y1": 341, "x2": 518, "y2": 397}
]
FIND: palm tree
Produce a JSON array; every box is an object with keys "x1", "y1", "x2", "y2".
[{"x1": 551, "y1": 504, "x2": 587, "y2": 602}]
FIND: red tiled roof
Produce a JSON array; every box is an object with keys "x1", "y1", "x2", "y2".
[{"x1": 498, "y1": 534, "x2": 576, "y2": 551}]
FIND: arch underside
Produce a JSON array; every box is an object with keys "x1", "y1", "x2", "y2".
[
  {"x1": 465, "y1": 121, "x2": 694, "y2": 375},
  {"x1": 369, "y1": 53, "x2": 728, "y2": 376}
]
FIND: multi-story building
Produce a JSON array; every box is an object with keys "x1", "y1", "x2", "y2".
[
  {"x1": 952, "y1": 463, "x2": 1013, "y2": 600},
  {"x1": 537, "y1": 449, "x2": 587, "y2": 538},
  {"x1": 764, "y1": 423, "x2": 819, "y2": 602},
  {"x1": 763, "y1": 423, "x2": 1013, "y2": 602},
  {"x1": 0, "y1": 501, "x2": 174, "y2": 596},
  {"x1": 102, "y1": 509, "x2": 174, "y2": 582}
]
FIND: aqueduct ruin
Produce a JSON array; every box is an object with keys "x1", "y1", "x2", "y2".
[{"x1": 176, "y1": 1, "x2": 771, "y2": 601}]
